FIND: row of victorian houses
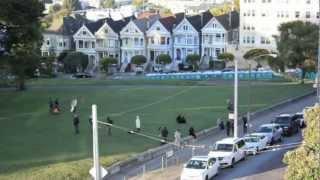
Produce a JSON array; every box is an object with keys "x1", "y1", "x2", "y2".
[{"x1": 41, "y1": 11, "x2": 239, "y2": 72}]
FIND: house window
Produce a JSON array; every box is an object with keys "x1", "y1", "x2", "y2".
[
  {"x1": 63, "y1": 41, "x2": 66, "y2": 47},
  {"x1": 295, "y1": 11, "x2": 300, "y2": 18},
  {"x1": 167, "y1": 38, "x2": 170, "y2": 44},
  {"x1": 306, "y1": 11, "x2": 311, "y2": 18},
  {"x1": 251, "y1": 36, "x2": 255, "y2": 44},
  {"x1": 215, "y1": 48, "x2": 221, "y2": 57},
  {"x1": 306, "y1": 0, "x2": 311, "y2": 4},
  {"x1": 151, "y1": 37, "x2": 154, "y2": 44},
  {"x1": 317, "y1": 12, "x2": 320, "y2": 18},
  {"x1": 85, "y1": 41, "x2": 89, "y2": 48},
  {"x1": 97, "y1": 39, "x2": 103, "y2": 47},
  {"x1": 92, "y1": 42, "x2": 95, "y2": 48},
  {"x1": 140, "y1": 38, "x2": 143, "y2": 46},
  {"x1": 260, "y1": 36, "x2": 266, "y2": 44},
  {"x1": 125, "y1": 38, "x2": 128, "y2": 45},
  {"x1": 134, "y1": 38, "x2": 139, "y2": 45},
  {"x1": 104, "y1": 29, "x2": 108, "y2": 34},
  {"x1": 212, "y1": 23, "x2": 216, "y2": 28},
  {"x1": 183, "y1": 25, "x2": 188, "y2": 31},
  {"x1": 83, "y1": 31, "x2": 87, "y2": 35},
  {"x1": 160, "y1": 37, "x2": 166, "y2": 45},
  {"x1": 46, "y1": 40, "x2": 50, "y2": 45},
  {"x1": 59, "y1": 42, "x2": 63, "y2": 47},
  {"x1": 216, "y1": 34, "x2": 221, "y2": 41},
  {"x1": 79, "y1": 40, "x2": 83, "y2": 48},
  {"x1": 156, "y1": 27, "x2": 160, "y2": 31}
]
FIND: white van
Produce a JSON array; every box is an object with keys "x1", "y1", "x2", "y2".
[{"x1": 208, "y1": 137, "x2": 246, "y2": 168}]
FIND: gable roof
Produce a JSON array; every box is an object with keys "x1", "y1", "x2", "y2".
[
  {"x1": 215, "y1": 11, "x2": 239, "y2": 31},
  {"x1": 186, "y1": 11, "x2": 213, "y2": 32},
  {"x1": 133, "y1": 14, "x2": 160, "y2": 33},
  {"x1": 159, "y1": 16, "x2": 176, "y2": 33}
]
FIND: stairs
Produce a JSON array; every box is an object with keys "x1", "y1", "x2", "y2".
[{"x1": 199, "y1": 56, "x2": 210, "y2": 70}]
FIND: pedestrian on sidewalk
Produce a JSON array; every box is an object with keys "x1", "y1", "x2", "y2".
[
  {"x1": 189, "y1": 126, "x2": 196, "y2": 139},
  {"x1": 174, "y1": 129, "x2": 181, "y2": 147},
  {"x1": 242, "y1": 116, "x2": 248, "y2": 134},
  {"x1": 226, "y1": 120, "x2": 231, "y2": 136},
  {"x1": 218, "y1": 118, "x2": 225, "y2": 130},
  {"x1": 160, "y1": 126, "x2": 169, "y2": 144},
  {"x1": 73, "y1": 114, "x2": 80, "y2": 134}
]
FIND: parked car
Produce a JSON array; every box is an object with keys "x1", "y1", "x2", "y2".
[
  {"x1": 243, "y1": 134, "x2": 269, "y2": 155},
  {"x1": 71, "y1": 73, "x2": 92, "y2": 79},
  {"x1": 180, "y1": 156, "x2": 219, "y2": 180},
  {"x1": 292, "y1": 112, "x2": 306, "y2": 128},
  {"x1": 208, "y1": 137, "x2": 246, "y2": 168},
  {"x1": 273, "y1": 114, "x2": 299, "y2": 136},
  {"x1": 254, "y1": 124, "x2": 283, "y2": 145}
]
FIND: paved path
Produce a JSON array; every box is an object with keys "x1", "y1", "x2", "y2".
[{"x1": 106, "y1": 95, "x2": 315, "y2": 180}]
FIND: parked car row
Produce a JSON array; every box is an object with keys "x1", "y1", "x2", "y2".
[{"x1": 180, "y1": 110, "x2": 307, "y2": 180}]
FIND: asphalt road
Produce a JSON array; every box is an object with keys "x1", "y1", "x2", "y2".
[{"x1": 106, "y1": 94, "x2": 315, "y2": 180}]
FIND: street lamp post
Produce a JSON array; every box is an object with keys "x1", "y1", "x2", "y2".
[{"x1": 317, "y1": 1, "x2": 320, "y2": 103}]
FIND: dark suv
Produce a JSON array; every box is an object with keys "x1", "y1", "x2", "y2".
[{"x1": 273, "y1": 114, "x2": 299, "y2": 136}]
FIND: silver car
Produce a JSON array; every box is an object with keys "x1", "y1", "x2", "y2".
[{"x1": 253, "y1": 124, "x2": 283, "y2": 145}]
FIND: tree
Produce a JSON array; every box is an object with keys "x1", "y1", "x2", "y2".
[
  {"x1": 132, "y1": 0, "x2": 144, "y2": 7},
  {"x1": 62, "y1": 0, "x2": 82, "y2": 14},
  {"x1": 186, "y1": 54, "x2": 200, "y2": 71},
  {"x1": 218, "y1": 52, "x2": 234, "y2": 62},
  {"x1": 57, "y1": 50, "x2": 70, "y2": 63},
  {"x1": 39, "y1": 56, "x2": 55, "y2": 77},
  {"x1": 131, "y1": 55, "x2": 147, "y2": 65},
  {"x1": 283, "y1": 106, "x2": 320, "y2": 179},
  {"x1": 101, "y1": 0, "x2": 115, "y2": 8},
  {"x1": 49, "y1": 3, "x2": 62, "y2": 14},
  {"x1": 157, "y1": 54, "x2": 172, "y2": 65},
  {"x1": 0, "y1": 0, "x2": 44, "y2": 90},
  {"x1": 275, "y1": 21, "x2": 318, "y2": 82},
  {"x1": 210, "y1": 0, "x2": 239, "y2": 16},
  {"x1": 100, "y1": 57, "x2": 117, "y2": 73},
  {"x1": 62, "y1": 52, "x2": 88, "y2": 73}
]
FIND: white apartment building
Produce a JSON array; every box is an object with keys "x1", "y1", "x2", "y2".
[
  {"x1": 41, "y1": 31, "x2": 71, "y2": 57},
  {"x1": 240, "y1": 0, "x2": 319, "y2": 50}
]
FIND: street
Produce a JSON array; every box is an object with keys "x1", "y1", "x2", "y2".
[{"x1": 107, "y1": 94, "x2": 315, "y2": 180}]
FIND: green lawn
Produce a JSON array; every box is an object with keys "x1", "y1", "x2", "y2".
[{"x1": 0, "y1": 79, "x2": 313, "y2": 179}]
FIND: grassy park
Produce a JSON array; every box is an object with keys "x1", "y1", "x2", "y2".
[{"x1": 0, "y1": 78, "x2": 313, "y2": 179}]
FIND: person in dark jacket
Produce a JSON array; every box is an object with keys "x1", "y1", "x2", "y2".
[
  {"x1": 107, "y1": 117, "x2": 113, "y2": 136},
  {"x1": 161, "y1": 126, "x2": 169, "y2": 144},
  {"x1": 189, "y1": 127, "x2": 197, "y2": 139},
  {"x1": 73, "y1": 114, "x2": 80, "y2": 134},
  {"x1": 49, "y1": 98, "x2": 54, "y2": 113},
  {"x1": 226, "y1": 120, "x2": 231, "y2": 136},
  {"x1": 242, "y1": 116, "x2": 248, "y2": 134}
]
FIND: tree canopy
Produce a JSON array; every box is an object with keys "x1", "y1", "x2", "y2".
[
  {"x1": 243, "y1": 49, "x2": 271, "y2": 61},
  {"x1": 62, "y1": 52, "x2": 88, "y2": 73},
  {"x1": 157, "y1": 54, "x2": 172, "y2": 65},
  {"x1": 218, "y1": 52, "x2": 235, "y2": 62},
  {"x1": 131, "y1": 55, "x2": 147, "y2": 65},
  {"x1": 283, "y1": 106, "x2": 320, "y2": 179},
  {"x1": 62, "y1": 0, "x2": 82, "y2": 13},
  {"x1": 275, "y1": 21, "x2": 318, "y2": 80},
  {"x1": 210, "y1": 0, "x2": 239, "y2": 16},
  {"x1": 0, "y1": 0, "x2": 44, "y2": 90}
]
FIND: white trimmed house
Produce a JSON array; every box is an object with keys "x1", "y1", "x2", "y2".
[
  {"x1": 172, "y1": 17, "x2": 200, "y2": 64},
  {"x1": 73, "y1": 24, "x2": 98, "y2": 67},
  {"x1": 146, "y1": 17, "x2": 174, "y2": 64},
  {"x1": 41, "y1": 31, "x2": 71, "y2": 57},
  {"x1": 94, "y1": 20, "x2": 121, "y2": 61}
]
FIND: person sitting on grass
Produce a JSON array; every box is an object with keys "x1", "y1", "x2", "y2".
[{"x1": 176, "y1": 114, "x2": 187, "y2": 124}]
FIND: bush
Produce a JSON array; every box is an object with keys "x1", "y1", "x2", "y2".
[
  {"x1": 62, "y1": 52, "x2": 88, "y2": 73},
  {"x1": 217, "y1": 53, "x2": 234, "y2": 62},
  {"x1": 209, "y1": 60, "x2": 226, "y2": 70},
  {"x1": 283, "y1": 106, "x2": 320, "y2": 179},
  {"x1": 157, "y1": 54, "x2": 172, "y2": 65},
  {"x1": 131, "y1": 55, "x2": 147, "y2": 65},
  {"x1": 186, "y1": 54, "x2": 200, "y2": 71},
  {"x1": 100, "y1": 57, "x2": 118, "y2": 73}
]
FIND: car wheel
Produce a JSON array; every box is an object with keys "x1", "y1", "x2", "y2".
[
  {"x1": 230, "y1": 158, "x2": 235, "y2": 168},
  {"x1": 270, "y1": 137, "x2": 274, "y2": 145},
  {"x1": 256, "y1": 147, "x2": 259, "y2": 155}
]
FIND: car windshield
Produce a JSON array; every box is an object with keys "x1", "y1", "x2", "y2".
[
  {"x1": 258, "y1": 126, "x2": 272, "y2": 133},
  {"x1": 275, "y1": 117, "x2": 290, "y2": 124},
  {"x1": 186, "y1": 160, "x2": 207, "y2": 169},
  {"x1": 215, "y1": 144, "x2": 233, "y2": 151},
  {"x1": 244, "y1": 137, "x2": 259, "y2": 142}
]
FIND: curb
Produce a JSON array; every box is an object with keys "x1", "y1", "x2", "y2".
[{"x1": 105, "y1": 90, "x2": 315, "y2": 176}]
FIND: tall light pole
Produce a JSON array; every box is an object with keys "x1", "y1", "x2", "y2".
[
  {"x1": 92, "y1": 105, "x2": 101, "y2": 180},
  {"x1": 234, "y1": 55, "x2": 239, "y2": 138}
]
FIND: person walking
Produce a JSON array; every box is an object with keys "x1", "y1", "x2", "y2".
[
  {"x1": 242, "y1": 116, "x2": 248, "y2": 134},
  {"x1": 218, "y1": 118, "x2": 225, "y2": 130},
  {"x1": 49, "y1": 98, "x2": 53, "y2": 113},
  {"x1": 189, "y1": 127, "x2": 196, "y2": 139},
  {"x1": 135, "y1": 115, "x2": 141, "y2": 132},
  {"x1": 174, "y1": 129, "x2": 181, "y2": 147},
  {"x1": 107, "y1": 117, "x2": 113, "y2": 136},
  {"x1": 161, "y1": 126, "x2": 169, "y2": 144},
  {"x1": 88, "y1": 115, "x2": 92, "y2": 126},
  {"x1": 73, "y1": 114, "x2": 80, "y2": 134},
  {"x1": 226, "y1": 120, "x2": 231, "y2": 136}
]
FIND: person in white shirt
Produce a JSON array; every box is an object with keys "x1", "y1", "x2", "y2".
[{"x1": 135, "y1": 115, "x2": 141, "y2": 132}]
